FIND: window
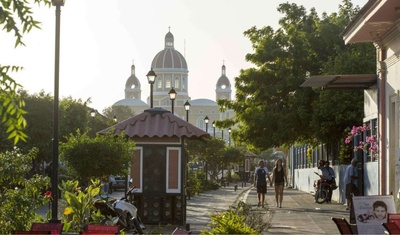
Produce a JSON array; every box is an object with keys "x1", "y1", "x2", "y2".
[
  {"x1": 157, "y1": 78, "x2": 162, "y2": 89},
  {"x1": 175, "y1": 77, "x2": 180, "y2": 88},
  {"x1": 166, "y1": 77, "x2": 171, "y2": 88}
]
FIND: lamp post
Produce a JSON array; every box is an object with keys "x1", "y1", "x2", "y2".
[
  {"x1": 51, "y1": 0, "x2": 65, "y2": 222},
  {"x1": 90, "y1": 109, "x2": 96, "y2": 118},
  {"x1": 168, "y1": 87, "x2": 177, "y2": 114},
  {"x1": 113, "y1": 116, "x2": 117, "y2": 123},
  {"x1": 212, "y1": 121, "x2": 216, "y2": 137},
  {"x1": 204, "y1": 116, "x2": 209, "y2": 133},
  {"x1": 228, "y1": 127, "x2": 232, "y2": 146},
  {"x1": 146, "y1": 68, "x2": 156, "y2": 108},
  {"x1": 184, "y1": 100, "x2": 191, "y2": 122}
]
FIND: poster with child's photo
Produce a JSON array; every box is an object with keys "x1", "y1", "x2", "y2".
[{"x1": 353, "y1": 195, "x2": 396, "y2": 234}]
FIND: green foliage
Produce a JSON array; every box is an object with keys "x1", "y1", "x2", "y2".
[
  {"x1": 0, "y1": 148, "x2": 50, "y2": 234},
  {"x1": 61, "y1": 179, "x2": 101, "y2": 232},
  {"x1": 187, "y1": 139, "x2": 245, "y2": 181},
  {"x1": 60, "y1": 131, "x2": 135, "y2": 184},
  {"x1": 1, "y1": 0, "x2": 51, "y2": 144},
  {"x1": 201, "y1": 204, "x2": 258, "y2": 234},
  {"x1": 231, "y1": 171, "x2": 240, "y2": 183},
  {"x1": 187, "y1": 170, "x2": 203, "y2": 196},
  {"x1": 0, "y1": 66, "x2": 28, "y2": 145},
  {"x1": 102, "y1": 105, "x2": 136, "y2": 122},
  {"x1": 218, "y1": 0, "x2": 374, "y2": 151}
]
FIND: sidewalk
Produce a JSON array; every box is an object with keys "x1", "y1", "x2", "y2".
[{"x1": 249, "y1": 186, "x2": 351, "y2": 234}]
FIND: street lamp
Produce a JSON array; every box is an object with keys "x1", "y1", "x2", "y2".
[
  {"x1": 168, "y1": 87, "x2": 177, "y2": 114},
  {"x1": 90, "y1": 109, "x2": 96, "y2": 118},
  {"x1": 204, "y1": 116, "x2": 209, "y2": 133},
  {"x1": 212, "y1": 121, "x2": 216, "y2": 137},
  {"x1": 51, "y1": 0, "x2": 65, "y2": 222},
  {"x1": 146, "y1": 68, "x2": 156, "y2": 108},
  {"x1": 228, "y1": 128, "x2": 232, "y2": 146},
  {"x1": 184, "y1": 100, "x2": 191, "y2": 122},
  {"x1": 113, "y1": 116, "x2": 117, "y2": 123}
]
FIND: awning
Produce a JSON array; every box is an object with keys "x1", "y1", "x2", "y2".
[{"x1": 300, "y1": 74, "x2": 377, "y2": 89}]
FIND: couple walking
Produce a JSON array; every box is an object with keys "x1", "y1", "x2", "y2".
[{"x1": 253, "y1": 159, "x2": 288, "y2": 208}]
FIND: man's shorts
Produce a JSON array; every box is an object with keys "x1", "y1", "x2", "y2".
[{"x1": 257, "y1": 184, "x2": 267, "y2": 194}]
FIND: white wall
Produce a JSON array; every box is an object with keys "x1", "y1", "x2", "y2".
[{"x1": 293, "y1": 162, "x2": 379, "y2": 204}]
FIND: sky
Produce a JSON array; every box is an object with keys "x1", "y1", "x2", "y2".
[{"x1": 1, "y1": 0, "x2": 368, "y2": 113}]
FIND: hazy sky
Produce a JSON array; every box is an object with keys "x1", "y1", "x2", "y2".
[{"x1": 1, "y1": 0, "x2": 368, "y2": 112}]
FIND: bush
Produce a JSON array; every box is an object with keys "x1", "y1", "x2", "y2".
[
  {"x1": 0, "y1": 148, "x2": 50, "y2": 234},
  {"x1": 187, "y1": 170, "x2": 202, "y2": 196},
  {"x1": 201, "y1": 201, "x2": 272, "y2": 235}
]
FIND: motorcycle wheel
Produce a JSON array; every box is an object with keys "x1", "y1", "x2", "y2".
[
  {"x1": 133, "y1": 218, "x2": 144, "y2": 234},
  {"x1": 316, "y1": 188, "x2": 328, "y2": 204}
]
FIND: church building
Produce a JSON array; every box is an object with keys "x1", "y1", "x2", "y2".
[{"x1": 113, "y1": 30, "x2": 234, "y2": 144}]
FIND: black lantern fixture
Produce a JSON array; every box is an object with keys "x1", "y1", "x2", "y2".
[
  {"x1": 90, "y1": 109, "x2": 96, "y2": 118},
  {"x1": 50, "y1": 0, "x2": 65, "y2": 222},
  {"x1": 113, "y1": 116, "x2": 117, "y2": 123},
  {"x1": 204, "y1": 116, "x2": 209, "y2": 133},
  {"x1": 146, "y1": 68, "x2": 156, "y2": 108},
  {"x1": 212, "y1": 121, "x2": 216, "y2": 137},
  {"x1": 184, "y1": 100, "x2": 191, "y2": 122},
  {"x1": 168, "y1": 87, "x2": 177, "y2": 114},
  {"x1": 228, "y1": 127, "x2": 232, "y2": 146}
]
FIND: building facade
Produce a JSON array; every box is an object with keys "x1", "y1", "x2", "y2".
[{"x1": 113, "y1": 30, "x2": 234, "y2": 144}]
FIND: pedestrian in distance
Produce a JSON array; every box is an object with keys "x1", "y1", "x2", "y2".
[
  {"x1": 344, "y1": 158, "x2": 359, "y2": 210},
  {"x1": 254, "y1": 160, "x2": 271, "y2": 208},
  {"x1": 271, "y1": 159, "x2": 288, "y2": 208}
]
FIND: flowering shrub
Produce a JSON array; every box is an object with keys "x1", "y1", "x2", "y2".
[{"x1": 345, "y1": 125, "x2": 378, "y2": 157}]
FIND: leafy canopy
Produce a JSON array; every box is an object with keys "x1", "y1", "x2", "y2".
[{"x1": 0, "y1": 0, "x2": 51, "y2": 144}]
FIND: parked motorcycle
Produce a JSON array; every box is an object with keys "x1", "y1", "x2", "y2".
[
  {"x1": 313, "y1": 172, "x2": 330, "y2": 204},
  {"x1": 94, "y1": 185, "x2": 145, "y2": 234}
]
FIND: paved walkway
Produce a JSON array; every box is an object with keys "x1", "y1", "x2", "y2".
[{"x1": 185, "y1": 184, "x2": 351, "y2": 234}]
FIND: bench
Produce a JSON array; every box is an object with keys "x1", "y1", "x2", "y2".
[
  {"x1": 331, "y1": 217, "x2": 354, "y2": 235},
  {"x1": 31, "y1": 223, "x2": 63, "y2": 235},
  {"x1": 81, "y1": 224, "x2": 119, "y2": 234}
]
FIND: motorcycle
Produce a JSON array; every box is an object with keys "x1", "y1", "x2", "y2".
[
  {"x1": 313, "y1": 172, "x2": 330, "y2": 204},
  {"x1": 94, "y1": 185, "x2": 145, "y2": 234}
]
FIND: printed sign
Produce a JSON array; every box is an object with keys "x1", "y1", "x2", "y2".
[{"x1": 353, "y1": 195, "x2": 396, "y2": 234}]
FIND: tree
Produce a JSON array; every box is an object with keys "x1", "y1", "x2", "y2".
[
  {"x1": 102, "y1": 105, "x2": 136, "y2": 122},
  {"x1": 187, "y1": 138, "x2": 245, "y2": 181},
  {"x1": 219, "y1": 0, "x2": 374, "y2": 151},
  {"x1": 1, "y1": 0, "x2": 51, "y2": 144},
  {"x1": 0, "y1": 91, "x2": 111, "y2": 177},
  {"x1": 60, "y1": 131, "x2": 135, "y2": 184},
  {"x1": 0, "y1": 148, "x2": 50, "y2": 234}
]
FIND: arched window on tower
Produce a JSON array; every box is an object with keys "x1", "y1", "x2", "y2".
[
  {"x1": 182, "y1": 78, "x2": 186, "y2": 89},
  {"x1": 175, "y1": 77, "x2": 180, "y2": 88},
  {"x1": 157, "y1": 78, "x2": 162, "y2": 89},
  {"x1": 166, "y1": 77, "x2": 171, "y2": 88}
]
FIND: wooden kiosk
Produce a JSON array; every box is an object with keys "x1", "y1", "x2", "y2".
[{"x1": 99, "y1": 108, "x2": 209, "y2": 225}]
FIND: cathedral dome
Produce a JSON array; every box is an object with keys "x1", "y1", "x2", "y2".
[{"x1": 151, "y1": 31, "x2": 188, "y2": 70}]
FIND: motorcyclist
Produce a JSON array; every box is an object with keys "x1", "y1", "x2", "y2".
[
  {"x1": 315, "y1": 159, "x2": 333, "y2": 203},
  {"x1": 321, "y1": 161, "x2": 335, "y2": 203}
]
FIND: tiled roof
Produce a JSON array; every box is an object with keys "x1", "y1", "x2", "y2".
[{"x1": 98, "y1": 108, "x2": 210, "y2": 138}]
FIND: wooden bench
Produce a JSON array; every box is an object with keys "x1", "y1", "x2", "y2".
[
  {"x1": 81, "y1": 224, "x2": 119, "y2": 234},
  {"x1": 14, "y1": 231, "x2": 51, "y2": 234},
  {"x1": 382, "y1": 222, "x2": 400, "y2": 235},
  {"x1": 31, "y1": 223, "x2": 63, "y2": 235},
  {"x1": 331, "y1": 217, "x2": 354, "y2": 235},
  {"x1": 388, "y1": 213, "x2": 400, "y2": 228}
]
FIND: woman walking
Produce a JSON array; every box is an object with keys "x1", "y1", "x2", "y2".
[{"x1": 271, "y1": 159, "x2": 288, "y2": 208}]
